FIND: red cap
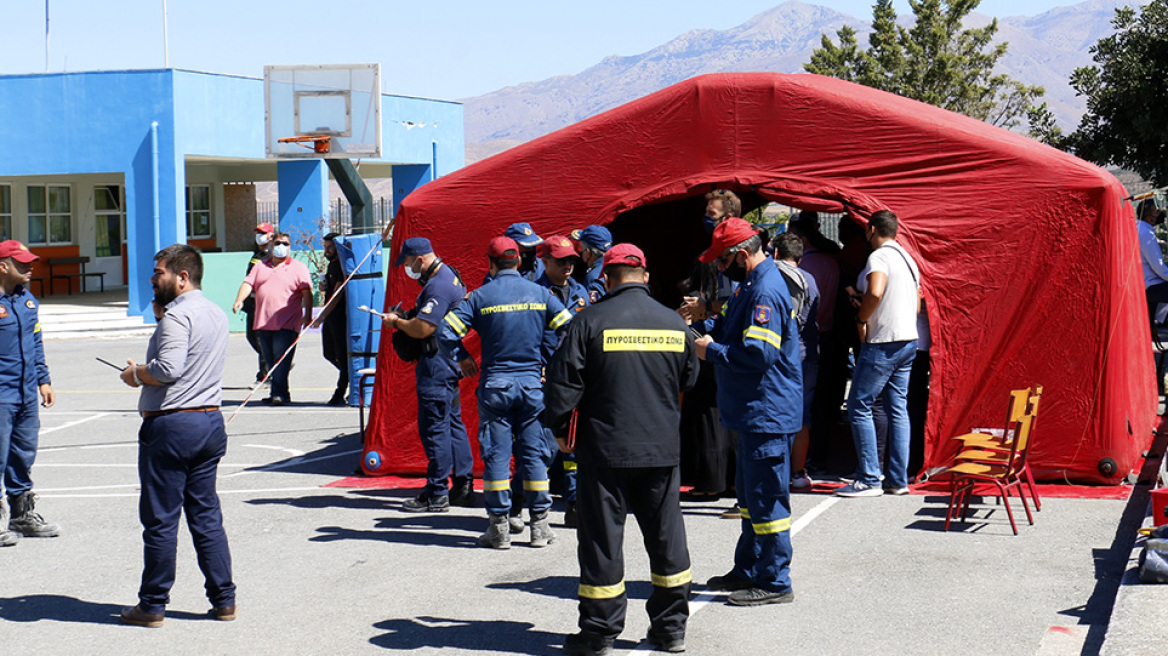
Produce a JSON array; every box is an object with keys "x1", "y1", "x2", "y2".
[
  {"x1": 254, "y1": 222, "x2": 275, "y2": 234},
  {"x1": 699, "y1": 218, "x2": 756, "y2": 263},
  {"x1": 602, "y1": 243, "x2": 647, "y2": 269},
  {"x1": 538, "y1": 235, "x2": 577, "y2": 259},
  {"x1": 487, "y1": 236, "x2": 520, "y2": 258},
  {"x1": 0, "y1": 240, "x2": 39, "y2": 263}
]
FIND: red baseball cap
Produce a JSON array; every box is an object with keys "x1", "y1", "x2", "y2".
[
  {"x1": 0, "y1": 240, "x2": 39, "y2": 263},
  {"x1": 487, "y1": 236, "x2": 520, "y2": 258},
  {"x1": 699, "y1": 218, "x2": 757, "y2": 263},
  {"x1": 602, "y1": 243, "x2": 647, "y2": 269},
  {"x1": 538, "y1": 234, "x2": 577, "y2": 259},
  {"x1": 254, "y1": 222, "x2": 275, "y2": 234}
]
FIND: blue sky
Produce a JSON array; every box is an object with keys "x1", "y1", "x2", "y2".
[{"x1": 1, "y1": 1, "x2": 1091, "y2": 99}]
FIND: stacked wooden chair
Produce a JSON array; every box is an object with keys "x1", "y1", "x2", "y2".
[{"x1": 943, "y1": 386, "x2": 1044, "y2": 535}]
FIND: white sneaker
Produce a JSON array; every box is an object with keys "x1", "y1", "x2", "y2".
[
  {"x1": 834, "y1": 481, "x2": 884, "y2": 498},
  {"x1": 884, "y1": 485, "x2": 910, "y2": 496},
  {"x1": 790, "y1": 471, "x2": 813, "y2": 490}
]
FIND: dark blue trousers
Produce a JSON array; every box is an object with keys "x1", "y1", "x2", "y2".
[
  {"x1": 0, "y1": 400, "x2": 40, "y2": 496},
  {"x1": 137, "y1": 410, "x2": 235, "y2": 614},
  {"x1": 731, "y1": 431, "x2": 794, "y2": 594},
  {"x1": 416, "y1": 373, "x2": 473, "y2": 498}
]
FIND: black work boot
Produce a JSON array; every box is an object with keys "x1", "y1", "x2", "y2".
[
  {"x1": 449, "y1": 481, "x2": 475, "y2": 508},
  {"x1": 563, "y1": 501, "x2": 578, "y2": 528},
  {"x1": 8, "y1": 492, "x2": 60, "y2": 538},
  {"x1": 0, "y1": 498, "x2": 20, "y2": 547}
]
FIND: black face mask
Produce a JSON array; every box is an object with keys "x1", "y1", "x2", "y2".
[
  {"x1": 723, "y1": 258, "x2": 747, "y2": 283},
  {"x1": 520, "y1": 250, "x2": 537, "y2": 272},
  {"x1": 702, "y1": 215, "x2": 718, "y2": 234}
]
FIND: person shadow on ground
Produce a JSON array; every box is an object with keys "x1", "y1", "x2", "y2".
[
  {"x1": 0, "y1": 594, "x2": 207, "y2": 624},
  {"x1": 368, "y1": 616, "x2": 638, "y2": 654}
]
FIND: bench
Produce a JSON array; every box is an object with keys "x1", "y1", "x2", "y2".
[
  {"x1": 28, "y1": 277, "x2": 46, "y2": 296},
  {"x1": 47, "y1": 256, "x2": 105, "y2": 295}
]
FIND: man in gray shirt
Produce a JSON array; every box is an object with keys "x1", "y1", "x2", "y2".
[{"x1": 118, "y1": 244, "x2": 236, "y2": 628}]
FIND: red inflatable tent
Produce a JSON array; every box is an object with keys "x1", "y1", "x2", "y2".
[{"x1": 363, "y1": 72, "x2": 1156, "y2": 485}]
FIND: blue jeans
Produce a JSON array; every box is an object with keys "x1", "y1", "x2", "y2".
[
  {"x1": 256, "y1": 329, "x2": 298, "y2": 401},
  {"x1": 848, "y1": 340, "x2": 917, "y2": 488},
  {"x1": 477, "y1": 375, "x2": 551, "y2": 516},
  {"x1": 0, "y1": 401, "x2": 40, "y2": 496},
  {"x1": 137, "y1": 410, "x2": 235, "y2": 614}
]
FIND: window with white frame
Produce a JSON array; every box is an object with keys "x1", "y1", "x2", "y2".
[
  {"x1": 186, "y1": 185, "x2": 212, "y2": 238},
  {"x1": 0, "y1": 185, "x2": 11, "y2": 241},
  {"x1": 94, "y1": 185, "x2": 125, "y2": 258},
  {"x1": 27, "y1": 185, "x2": 72, "y2": 245}
]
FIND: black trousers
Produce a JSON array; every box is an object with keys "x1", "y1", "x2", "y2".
[
  {"x1": 321, "y1": 315, "x2": 349, "y2": 395},
  {"x1": 576, "y1": 465, "x2": 690, "y2": 642}
]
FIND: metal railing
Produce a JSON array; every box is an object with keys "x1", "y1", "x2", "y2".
[{"x1": 254, "y1": 197, "x2": 394, "y2": 237}]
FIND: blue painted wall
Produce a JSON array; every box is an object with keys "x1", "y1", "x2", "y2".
[
  {"x1": 277, "y1": 160, "x2": 330, "y2": 247},
  {"x1": 0, "y1": 69, "x2": 463, "y2": 319}
]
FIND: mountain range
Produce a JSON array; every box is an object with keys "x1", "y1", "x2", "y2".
[{"x1": 461, "y1": 0, "x2": 1126, "y2": 163}]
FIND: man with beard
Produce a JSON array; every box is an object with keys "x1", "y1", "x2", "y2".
[
  {"x1": 0, "y1": 240, "x2": 58, "y2": 547},
  {"x1": 119, "y1": 244, "x2": 235, "y2": 627},
  {"x1": 695, "y1": 219, "x2": 802, "y2": 607},
  {"x1": 317, "y1": 233, "x2": 348, "y2": 406}
]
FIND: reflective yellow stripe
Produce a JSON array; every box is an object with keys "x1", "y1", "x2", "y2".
[
  {"x1": 33, "y1": 322, "x2": 41, "y2": 334},
  {"x1": 523, "y1": 479, "x2": 549, "y2": 491},
  {"x1": 563, "y1": 460, "x2": 578, "y2": 472},
  {"x1": 444, "y1": 313, "x2": 469, "y2": 337},
  {"x1": 483, "y1": 479, "x2": 510, "y2": 491},
  {"x1": 481, "y1": 302, "x2": 547, "y2": 315},
  {"x1": 743, "y1": 325, "x2": 782, "y2": 349},
  {"x1": 549, "y1": 309, "x2": 572, "y2": 330},
  {"x1": 651, "y1": 569, "x2": 692, "y2": 588},
  {"x1": 578, "y1": 580, "x2": 626, "y2": 599},
  {"x1": 740, "y1": 508, "x2": 750, "y2": 520},
  {"x1": 601, "y1": 329, "x2": 686, "y2": 352},
  {"x1": 752, "y1": 517, "x2": 792, "y2": 535}
]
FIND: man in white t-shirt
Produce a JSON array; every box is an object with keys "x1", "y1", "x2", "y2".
[
  {"x1": 835, "y1": 210, "x2": 920, "y2": 498},
  {"x1": 1138, "y1": 200, "x2": 1168, "y2": 333}
]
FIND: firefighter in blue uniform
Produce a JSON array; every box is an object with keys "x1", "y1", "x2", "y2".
[
  {"x1": 384, "y1": 237, "x2": 475, "y2": 513},
  {"x1": 438, "y1": 237, "x2": 573, "y2": 549},
  {"x1": 545, "y1": 244, "x2": 700, "y2": 655},
  {"x1": 573, "y1": 225, "x2": 612, "y2": 303},
  {"x1": 535, "y1": 235, "x2": 590, "y2": 528},
  {"x1": 694, "y1": 219, "x2": 802, "y2": 606},
  {"x1": 0, "y1": 240, "x2": 59, "y2": 547}
]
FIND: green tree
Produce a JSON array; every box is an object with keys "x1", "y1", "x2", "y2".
[
  {"x1": 1066, "y1": 1, "x2": 1168, "y2": 187},
  {"x1": 805, "y1": 0, "x2": 1044, "y2": 129}
]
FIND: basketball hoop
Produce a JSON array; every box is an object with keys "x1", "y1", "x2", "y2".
[{"x1": 277, "y1": 135, "x2": 332, "y2": 154}]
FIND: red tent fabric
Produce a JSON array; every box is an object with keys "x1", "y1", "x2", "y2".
[{"x1": 363, "y1": 72, "x2": 1155, "y2": 485}]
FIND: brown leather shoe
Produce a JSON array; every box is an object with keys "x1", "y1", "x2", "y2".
[
  {"x1": 120, "y1": 605, "x2": 164, "y2": 628},
  {"x1": 210, "y1": 605, "x2": 236, "y2": 621}
]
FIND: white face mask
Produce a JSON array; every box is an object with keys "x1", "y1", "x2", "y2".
[
  {"x1": 255, "y1": 233, "x2": 271, "y2": 246},
  {"x1": 404, "y1": 261, "x2": 422, "y2": 280},
  {"x1": 271, "y1": 244, "x2": 290, "y2": 259}
]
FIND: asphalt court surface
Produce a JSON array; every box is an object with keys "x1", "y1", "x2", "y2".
[{"x1": 0, "y1": 333, "x2": 1149, "y2": 655}]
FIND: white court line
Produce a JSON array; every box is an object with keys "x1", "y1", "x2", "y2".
[
  {"x1": 38, "y1": 485, "x2": 330, "y2": 499},
  {"x1": 34, "y1": 463, "x2": 269, "y2": 468},
  {"x1": 40, "y1": 412, "x2": 110, "y2": 435},
  {"x1": 242, "y1": 444, "x2": 307, "y2": 457},
  {"x1": 630, "y1": 496, "x2": 841, "y2": 653}
]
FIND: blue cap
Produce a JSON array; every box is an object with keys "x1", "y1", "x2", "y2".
[
  {"x1": 394, "y1": 237, "x2": 433, "y2": 266},
  {"x1": 505, "y1": 222, "x2": 543, "y2": 248},
  {"x1": 578, "y1": 225, "x2": 613, "y2": 252}
]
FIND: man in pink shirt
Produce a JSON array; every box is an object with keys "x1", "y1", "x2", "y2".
[{"x1": 232, "y1": 232, "x2": 313, "y2": 405}]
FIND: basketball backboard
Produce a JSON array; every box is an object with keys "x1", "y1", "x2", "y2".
[{"x1": 265, "y1": 64, "x2": 382, "y2": 159}]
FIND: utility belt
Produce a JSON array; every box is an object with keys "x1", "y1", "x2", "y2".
[{"x1": 141, "y1": 406, "x2": 219, "y2": 419}]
